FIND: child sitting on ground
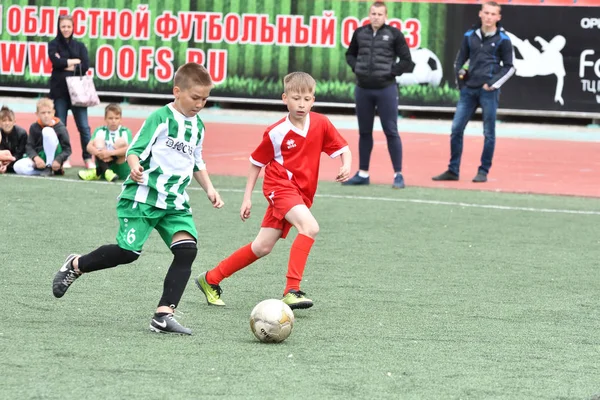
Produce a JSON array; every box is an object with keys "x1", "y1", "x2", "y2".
[
  {"x1": 78, "y1": 103, "x2": 133, "y2": 182},
  {"x1": 0, "y1": 106, "x2": 27, "y2": 174},
  {"x1": 13, "y1": 98, "x2": 71, "y2": 176}
]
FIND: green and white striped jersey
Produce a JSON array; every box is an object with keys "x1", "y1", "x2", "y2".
[
  {"x1": 119, "y1": 104, "x2": 206, "y2": 211},
  {"x1": 91, "y1": 125, "x2": 133, "y2": 151}
]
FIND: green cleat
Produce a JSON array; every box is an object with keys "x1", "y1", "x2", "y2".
[
  {"x1": 282, "y1": 289, "x2": 313, "y2": 310},
  {"x1": 104, "y1": 169, "x2": 118, "y2": 182},
  {"x1": 195, "y1": 272, "x2": 225, "y2": 306},
  {"x1": 78, "y1": 168, "x2": 100, "y2": 181}
]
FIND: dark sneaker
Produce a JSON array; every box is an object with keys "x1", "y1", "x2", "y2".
[
  {"x1": 195, "y1": 272, "x2": 225, "y2": 306},
  {"x1": 149, "y1": 314, "x2": 192, "y2": 335},
  {"x1": 53, "y1": 168, "x2": 65, "y2": 176},
  {"x1": 392, "y1": 173, "x2": 405, "y2": 189},
  {"x1": 38, "y1": 167, "x2": 52, "y2": 177},
  {"x1": 282, "y1": 289, "x2": 314, "y2": 309},
  {"x1": 472, "y1": 172, "x2": 488, "y2": 183},
  {"x1": 432, "y1": 170, "x2": 459, "y2": 181},
  {"x1": 52, "y1": 254, "x2": 81, "y2": 298},
  {"x1": 342, "y1": 172, "x2": 370, "y2": 186}
]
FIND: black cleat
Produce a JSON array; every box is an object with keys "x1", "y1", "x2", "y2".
[
  {"x1": 38, "y1": 167, "x2": 53, "y2": 177},
  {"x1": 472, "y1": 172, "x2": 488, "y2": 183},
  {"x1": 342, "y1": 172, "x2": 370, "y2": 186},
  {"x1": 432, "y1": 170, "x2": 459, "y2": 181},
  {"x1": 52, "y1": 254, "x2": 81, "y2": 298},
  {"x1": 149, "y1": 314, "x2": 192, "y2": 335}
]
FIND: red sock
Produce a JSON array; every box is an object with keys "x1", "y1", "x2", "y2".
[
  {"x1": 284, "y1": 234, "x2": 315, "y2": 295},
  {"x1": 206, "y1": 243, "x2": 259, "y2": 285}
]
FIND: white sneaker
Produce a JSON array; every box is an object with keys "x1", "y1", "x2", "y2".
[
  {"x1": 62, "y1": 160, "x2": 72, "y2": 169},
  {"x1": 85, "y1": 159, "x2": 95, "y2": 169}
]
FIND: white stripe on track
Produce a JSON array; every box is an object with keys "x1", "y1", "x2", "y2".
[{"x1": 3, "y1": 174, "x2": 600, "y2": 216}]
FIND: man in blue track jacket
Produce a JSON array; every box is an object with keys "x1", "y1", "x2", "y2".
[{"x1": 433, "y1": 1, "x2": 515, "y2": 183}]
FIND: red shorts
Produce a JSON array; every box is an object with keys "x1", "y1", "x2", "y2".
[{"x1": 261, "y1": 180, "x2": 311, "y2": 239}]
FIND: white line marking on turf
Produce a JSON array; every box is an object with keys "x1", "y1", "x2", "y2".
[
  {"x1": 3, "y1": 174, "x2": 600, "y2": 216},
  {"x1": 314, "y1": 193, "x2": 600, "y2": 215}
]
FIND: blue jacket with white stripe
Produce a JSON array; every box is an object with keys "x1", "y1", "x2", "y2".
[{"x1": 456, "y1": 23, "x2": 515, "y2": 89}]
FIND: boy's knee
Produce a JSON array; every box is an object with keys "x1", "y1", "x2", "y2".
[
  {"x1": 252, "y1": 241, "x2": 275, "y2": 258},
  {"x1": 41, "y1": 127, "x2": 56, "y2": 138},
  {"x1": 306, "y1": 226, "x2": 320, "y2": 239},
  {"x1": 171, "y1": 240, "x2": 198, "y2": 267},
  {"x1": 114, "y1": 138, "x2": 128, "y2": 148},
  {"x1": 94, "y1": 138, "x2": 106, "y2": 149},
  {"x1": 298, "y1": 221, "x2": 319, "y2": 239},
  {"x1": 119, "y1": 247, "x2": 140, "y2": 264},
  {"x1": 13, "y1": 159, "x2": 31, "y2": 175}
]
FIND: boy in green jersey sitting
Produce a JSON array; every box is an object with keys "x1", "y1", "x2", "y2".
[{"x1": 78, "y1": 103, "x2": 133, "y2": 182}]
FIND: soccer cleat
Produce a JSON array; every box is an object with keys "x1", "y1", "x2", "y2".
[
  {"x1": 282, "y1": 289, "x2": 313, "y2": 310},
  {"x1": 392, "y1": 173, "x2": 405, "y2": 189},
  {"x1": 149, "y1": 314, "x2": 192, "y2": 335},
  {"x1": 195, "y1": 272, "x2": 225, "y2": 306},
  {"x1": 38, "y1": 167, "x2": 52, "y2": 177},
  {"x1": 472, "y1": 172, "x2": 488, "y2": 183},
  {"x1": 78, "y1": 168, "x2": 100, "y2": 181},
  {"x1": 432, "y1": 170, "x2": 459, "y2": 181},
  {"x1": 53, "y1": 168, "x2": 65, "y2": 176},
  {"x1": 103, "y1": 169, "x2": 118, "y2": 182},
  {"x1": 52, "y1": 254, "x2": 81, "y2": 298},
  {"x1": 342, "y1": 172, "x2": 370, "y2": 186}
]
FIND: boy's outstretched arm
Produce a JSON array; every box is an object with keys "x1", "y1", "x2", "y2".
[
  {"x1": 335, "y1": 151, "x2": 352, "y2": 183},
  {"x1": 240, "y1": 163, "x2": 262, "y2": 221},
  {"x1": 193, "y1": 169, "x2": 224, "y2": 208}
]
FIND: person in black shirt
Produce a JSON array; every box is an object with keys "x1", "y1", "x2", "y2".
[
  {"x1": 0, "y1": 106, "x2": 27, "y2": 174},
  {"x1": 48, "y1": 14, "x2": 93, "y2": 169},
  {"x1": 13, "y1": 98, "x2": 71, "y2": 176},
  {"x1": 343, "y1": 1, "x2": 414, "y2": 189}
]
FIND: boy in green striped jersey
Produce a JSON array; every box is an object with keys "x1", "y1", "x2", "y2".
[
  {"x1": 52, "y1": 63, "x2": 225, "y2": 335},
  {"x1": 78, "y1": 103, "x2": 132, "y2": 182}
]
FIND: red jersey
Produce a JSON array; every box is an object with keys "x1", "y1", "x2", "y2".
[{"x1": 250, "y1": 112, "x2": 348, "y2": 205}]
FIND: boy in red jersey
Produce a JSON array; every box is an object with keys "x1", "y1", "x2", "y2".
[{"x1": 196, "y1": 72, "x2": 352, "y2": 309}]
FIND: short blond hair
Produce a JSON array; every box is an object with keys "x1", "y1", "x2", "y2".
[
  {"x1": 36, "y1": 98, "x2": 54, "y2": 112},
  {"x1": 371, "y1": 1, "x2": 387, "y2": 12},
  {"x1": 283, "y1": 72, "x2": 316, "y2": 94},
  {"x1": 174, "y1": 63, "x2": 213, "y2": 91},
  {"x1": 105, "y1": 103, "x2": 122, "y2": 117},
  {"x1": 483, "y1": 1, "x2": 501, "y2": 12}
]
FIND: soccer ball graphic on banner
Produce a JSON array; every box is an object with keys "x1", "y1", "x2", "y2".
[
  {"x1": 396, "y1": 48, "x2": 443, "y2": 87},
  {"x1": 249, "y1": 299, "x2": 295, "y2": 343}
]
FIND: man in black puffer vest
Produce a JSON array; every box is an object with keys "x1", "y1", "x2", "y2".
[{"x1": 343, "y1": 1, "x2": 414, "y2": 189}]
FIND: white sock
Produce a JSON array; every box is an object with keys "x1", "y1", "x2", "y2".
[
  {"x1": 358, "y1": 170, "x2": 369, "y2": 178},
  {"x1": 42, "y1": 127, "x2": 59, "y2": 166},
  {"x1": 395, "y1": 172, "x2": 402, "y2": 178}
]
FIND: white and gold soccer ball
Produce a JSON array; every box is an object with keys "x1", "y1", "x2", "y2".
[{"x1": 249, "y1": 299, "x2": 294, "y2": 343}]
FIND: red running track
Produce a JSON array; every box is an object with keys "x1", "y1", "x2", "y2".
[{"x1": 14, "y1": 113, "x2": 600, "y2": 198}]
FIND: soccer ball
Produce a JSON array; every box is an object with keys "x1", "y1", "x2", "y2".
[
  {"x1": 249, "y1": 299, "x2": 295, "y2": 343},
  {"x1": 396, "y1": 48, "x2": 443, "y2": 87}
]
